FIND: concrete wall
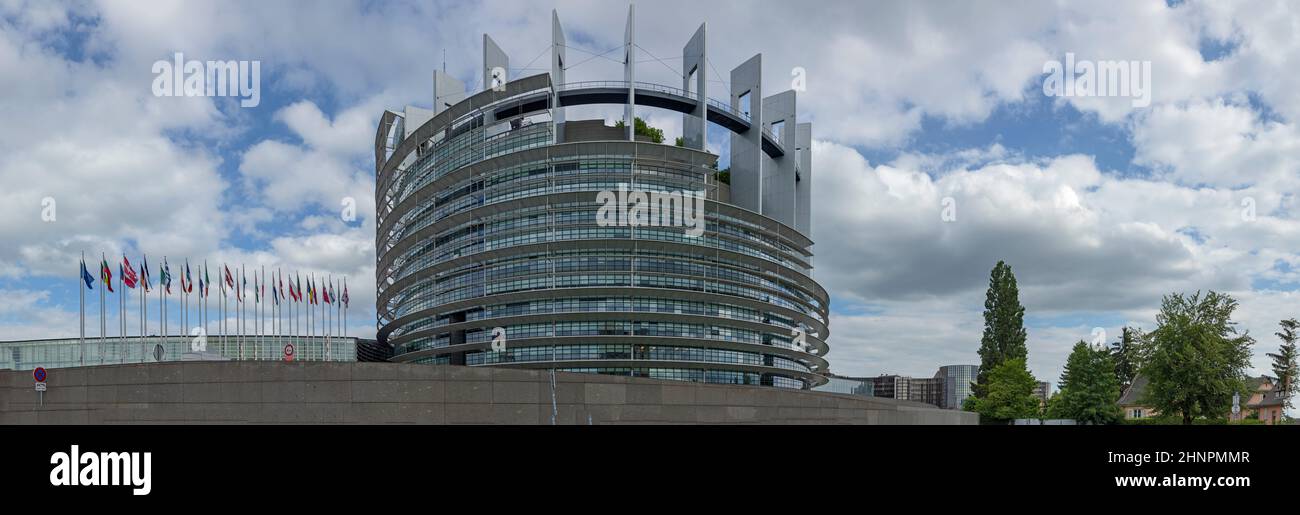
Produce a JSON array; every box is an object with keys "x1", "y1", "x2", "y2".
[{"x1": 0, "y1": 362, "x2": 976, "y2": 425}]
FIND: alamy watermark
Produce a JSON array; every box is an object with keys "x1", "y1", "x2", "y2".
[
  {"x1": 152, "y1": 52, "x2": 261, "y2": 108},
  {"x1": 596, "y1": 183, "x2": 706, "y2": 237},
  {"x1": 1043, "y1": 53, "x2": 1151, "y2": 108}
]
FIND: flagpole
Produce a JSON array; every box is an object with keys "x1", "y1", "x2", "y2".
[
  {"x1": 221, "y1": 264, "x2": 226, "y2": 356},
  {"x1": 323, "y1": 276, "x2": 328, "y2": 360},
  {"x1": 141, "y1": 257, "x2": 147, "y2": 361},
  {"x1": 238, "y1": 265, "x2": 243, "y2": 360},
  {"x1": 264, "y1": 266, "x2": 268, "y2": 359},
  {"x1": 119, "y1": 263, "x2": 125, "y2": 363},
  {"x1": 241, "y1": 264, "x2": 246, "y2": 360},
  {"x1": 138, "y1": 263, "x2": 144, "y2": 363},
  {"x1": 161, "y1": 258, "x2": 166, "y2": 350},
  {"x1": 292, "y1": 274, "x2": 297, "y2": 351},
  {"x1": 275, "y1": 269, "x2": 280, "y2": 355},
  {"x1": 309, "y1": 274, "x2": 314, "y2": 357},
  {"x1": 79, "y1": 253, "x2": 85, "y2": 366},
  {"x1": 182, "y1": 263, "x2": 187, "y2": 347},
  {"x1": 164, "y1": 257, "x2": 169, "y2": 352},
  {"x1": 99, "y1": 253, "x2": 105, "y2": 364},
  {"x1": 157, "y1": 260, "x2": 162, "y2": 356},
  {"x1": 139, "y1": 260, "x2": 144, "y2": 361}
]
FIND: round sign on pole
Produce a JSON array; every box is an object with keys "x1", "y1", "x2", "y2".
[
  {"x1": 33, "y1": 367, "x2": 46, "y2": 383},
  {"x1": 283, "y1": 343, "x2": 295, "y2": 362},
  {"x1": 154, "y1": 344, "x2": 165, "y2": 362}
]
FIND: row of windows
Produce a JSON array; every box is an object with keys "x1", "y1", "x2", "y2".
[
  {"x1": 389, "y1": 269, "x2": 819, "y2": 324},
  {"x1": 391, "y1": 215, "x2": 807, "y2": 280},
  {"x1": 389, "y1": 296, "x2": 785, "y2": 340},
  {"x1": 393, "y1": 319, "x2": 805, "y2": 356},
  {"x1": 551, "y1": 367, "x2": 805, "y2": 389},
  {"x1": 387, "y1": 247, "x2": 823, "y2": 317},
  {"x1": 465, "y1": 343, "x2": 796, "y2": 369},
  {"x1": 387, "y1": 157, "x2": 711, "y2": 246}
]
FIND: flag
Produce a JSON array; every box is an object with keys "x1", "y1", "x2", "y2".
[
  {"x1": 122, "y1": 256, "x2": 138, "y2": 289},
  {"x1": 254, "y1": 274, "x2": 260, "y2": 303},
  {"x1": 295, "y1": 274, "x2": 302, "y2": 302},
  {"x1": 185, "y1": 261, "x2": 193, "y2": 293},
  {"x1": 161, "y1": 259, "x2": 172, "y2": 294},
  {"x1": 342, "y1": 281, "x2": 349, "y2": 308},
  {"x1": 80, "y1": 259, "x2": 95, "y2": 290},
  {"x1": 204, "y1": 264, "x2": 211, "y2": 297},
  {"x1": 100, "y1": 257, "x2": 114, "y2": 293},
  {"x1": 140, "y1": 256, "x2": 151, "y2": 292},
  {"x1": 272, "y1": 273, "x2": 279, "y2": 305},
  {"x1": 224, "y1": 265, "x2": 234, "y2": 289},
  {"x1": 278, "y1": 274, "x2": 285, "y2": 303}
]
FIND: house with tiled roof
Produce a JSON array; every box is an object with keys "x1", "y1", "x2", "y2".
[
  {"x1": 1118, "y1": 375, "x2": 1279, "y2": 421},
  {"x1": 1247, "y1": 386, "x2": 1288, "y2": 425}
]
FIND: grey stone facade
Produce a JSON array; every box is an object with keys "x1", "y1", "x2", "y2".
[{"x1": 0, "y1": 362, "x2": 975, "y2": 425}]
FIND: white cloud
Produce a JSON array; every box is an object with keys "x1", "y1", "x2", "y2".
[{"x1": 2, "y1": 0, "x2": 1298, "y2": 396}]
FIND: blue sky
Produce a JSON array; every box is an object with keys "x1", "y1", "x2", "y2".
[{"x1": 1, "y1": 0, "x2": 1299, "y2": 402}]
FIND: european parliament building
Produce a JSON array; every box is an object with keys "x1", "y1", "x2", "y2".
[{"x1": 374, "y1": 8, "x2": 829, "y2": 389}]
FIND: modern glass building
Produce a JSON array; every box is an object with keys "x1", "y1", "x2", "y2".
[
  {"x1": 935, "y1": 364, "x2": 979, "y2": 410},
  {"x1": 815, "y1": 375, "x2": 875, "y2": 397},
  {"x1": 375, "y1": 8, "x2": 829, "y2": 388}
]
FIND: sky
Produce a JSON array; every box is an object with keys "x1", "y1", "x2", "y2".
[{"x1": 1, "y1": 0, "x2": 1298, "y2": 395}]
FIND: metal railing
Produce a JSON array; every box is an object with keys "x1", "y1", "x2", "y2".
[{"x1": 556, "y1": 81, "x2": 751, "y2": 124}]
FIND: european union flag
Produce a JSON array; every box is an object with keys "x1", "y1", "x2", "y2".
[{"x1": 80, "y1": 259, "x2": 94, "y2": 290}]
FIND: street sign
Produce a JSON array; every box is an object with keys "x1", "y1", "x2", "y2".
[
  {"x1": 1232, "y1": 392, "x2": 1241, "y2": 416},
  {"x1": 33, "y1": 367, "x2": 46, "y2": 382},
  {"x1": 154, "y1": 344, "x2": 165, "y2": 362},
  {"x1": 34, "y1": 382, "x2": 47, "y2": 392},
  {"x1": 283, "y1": 343, "x2": 295, "y2": 362}
]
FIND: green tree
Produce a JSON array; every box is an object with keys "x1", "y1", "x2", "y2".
[
  {"x1": 714, "y1": 168, "x2": 730, "y2": 185},
  {"x1": 1142, "y1": 291, "x2": 1254, "y2": 425},
  {"x1": 613, "y1": 117, "x2": 664, "y2": 143},
  {"x1": 1050, "y1": 341, "x2": 1122, "y2": 424},
  {"x1": 1109, "y1": 326, "x2": 1145, "y2": 392},
  {"x1": 973, "y1": 261, "x2": 1028, "y2": 398},
  {"x1": 1268, "y1": 318, "x2": 1298, "y2": 410},
  {"x1": 964, "y1": 358, "x2": 1041, "y2": 421}
]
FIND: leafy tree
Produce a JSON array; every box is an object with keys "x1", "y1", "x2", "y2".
[
  {"x1": 1268, "y1": 318, "x2": 1299, "y2": 410},
  {"x1": 973, "y1": 261, "x2": 1028, "y2": 399},
  {"x1": 613, "y1": 117, "x2": 664, "y2": 143},
  {"x1": 964, "y1": 358, "x2": 1041, "y2": 422},
  {"x1": 1109, "y1": 326, "x2": 1145, "y2": 392},
  {"x1": 1142, "y1": 291, "x2": 1254, "y2": 425},
  {"x1": 1050, "y1": 341, "x2": 1122, "y2": 424}
]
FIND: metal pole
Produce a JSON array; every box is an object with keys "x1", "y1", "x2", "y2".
[
  {"x1": 99, "y1": 254, "x2": 105, "y2": 364},
  {"x1": 79, "y1": 253, "x2": 85, "y2": 366},
  {"x1": 120, "y1": 267, "x2": 125, "y2": 363}
]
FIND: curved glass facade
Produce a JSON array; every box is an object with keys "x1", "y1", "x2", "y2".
[{"x1": 376, "y1": 74, "x2": 829, "y2": 389}]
